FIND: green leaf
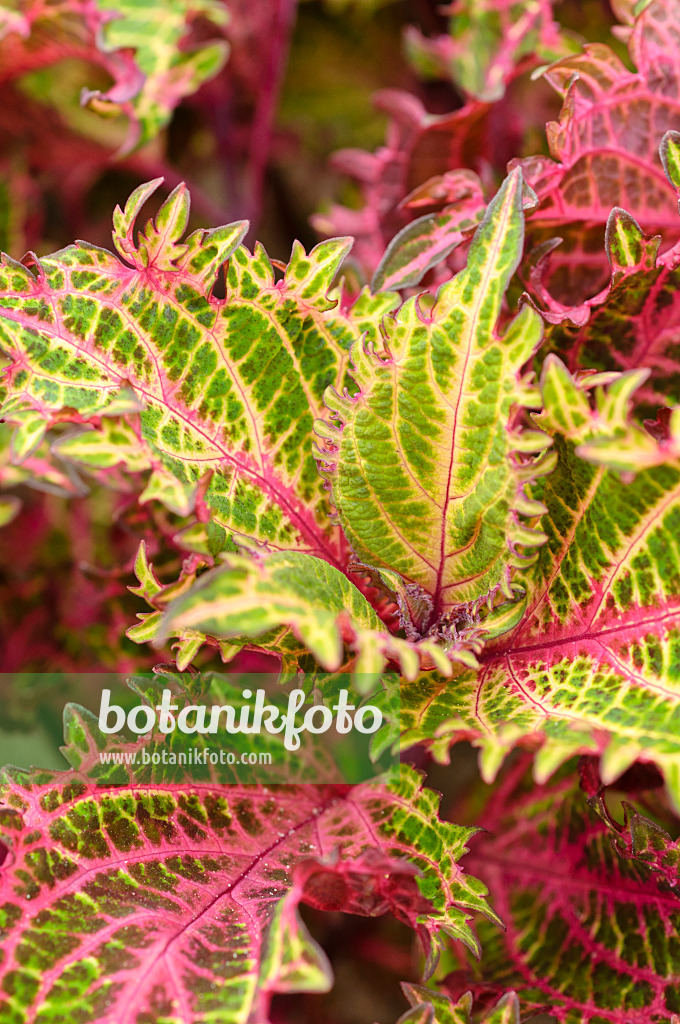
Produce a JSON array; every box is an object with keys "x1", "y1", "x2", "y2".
[
  {"x1": 536, "y1": 356, "x2": 668, "y2": 472},
  {"x1": 0, "y1": 0, "x2": 230, "y2": 153},
  {"x1": 396, "y1": 985, "x2": 520, "y2": 1024},
  {"x1": 51, "y1": 419, "x2": 152, "y2": 471},
  {"x1": 0, "y1": 493, "x2": 19, "y2": 526},
  {"x1": 661, "y1": 129, "x2": 680, "y2": 195},
  {"x1": 0, "y1": 179, "x2": 393, "y2": 566},
  {"x1": 316, "y1": 170, "x2": 551, "y2": 626},
  {"x1": 156, "y1": 549, "x2": 481, "y2": 687},
  {"x1": 605, "y1": 207, "x2": 662, "y2": 279},
  {"x1": 0, "y1": 421, "x2": 86, "y2": 499},
  {"x1": 395, "y1": 436, "x2": 680, "y2": 808},
  {"x1": 163, "y1": 551, "x2": 381, "y2": 669},
  {"x1": 3, "y1": 405, "x2": 47, "y2": 463},
  {"x1": 128, "y1": 542, "x2": 314, "y2": 673},
  {"x1": 138, "y1": 466, "x2": 197, "y2": 516}
]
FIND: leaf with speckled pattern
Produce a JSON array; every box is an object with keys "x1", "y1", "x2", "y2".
[
  {"x1": 548, "y1": 195, "x2": 680, "y2": 419},
  {"x1": 0, "y1": 715, "x2": 496, "y2": 1024},
  {"x1": 133, "y1": 546, "x2": 482, "y2": 687},
  {"x1": 0, "y1": 179, "x2": 398, "y2": 570},
  {"x1": 514, "y1": 0, "x2": 680, "y2": 305},
  {"x1": 390, "y1": 432, "x2": 680, "y2": 809},
  {"x1": 60, "y1": 669, "x2": 390, "y2": 786}
]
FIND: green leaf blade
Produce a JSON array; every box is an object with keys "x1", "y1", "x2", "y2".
[
  {"x1": 0, "y1": 181, "x2": 373, "y2": 565},
  {"x1": 398, "y1": 437, "x2": 680, "y2": 806},
  {"x1": 153, "y1": 550, "x2": 480, "y2": 685},
  {"x1": 317, "y1": 170, "x2": 549, "y2": 623}
]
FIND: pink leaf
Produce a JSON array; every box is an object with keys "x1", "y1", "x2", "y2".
[
  {"x1": 451, "y1": 761, "x2": 680, "y2": 1022},
  {"x1": 0, "y1": 750, "x2": 495, "y2": 1022}
]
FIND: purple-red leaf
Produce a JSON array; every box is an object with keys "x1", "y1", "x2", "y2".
[
  {"x1": 450, "y1": 761, "x2": 680, "y2": 1022},
  {"x1": 517, "y1": 0, "x2": 680, "y2": 303},
  {"x1": 0, "y1": 757, "x2": 495, "y2": 1023}
]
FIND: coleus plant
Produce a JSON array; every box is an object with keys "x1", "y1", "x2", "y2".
[
  {"x1": 0, "y1": 672, "x2": 498, "y2": 1023},
  {"x1": 4, "y1": 0, "x2": 680, "y2": 1021},
  {"x1": 0, "y1": 0, "x2": 231, "y2": 247},
  {"x1": 0, "y1": 0, "x2": 298, "y2": 261}
]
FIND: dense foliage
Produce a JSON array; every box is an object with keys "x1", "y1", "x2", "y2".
[{"x1": 3, "y1": 0, "x2": 680, "y2": 1021}]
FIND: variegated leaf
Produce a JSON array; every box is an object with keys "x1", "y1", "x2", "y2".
[
  {"x1": 0, "y1": 179, "x2": 397, "y2": 566},
  {"x1": 61, "y1": 670, "x2": 345, "y2": 785},
  {"x1": 371, "y1": 172, "x2": 485, "y2": 291},
  {"x1": 517, "y1": 0, "x2": 680, "y2": 304},
  {"x1": 0, "y1": 740, "x2": 496, "y2": 1023},
  {"x1": 453, "y1": 762, "x2": 680, "y2": 1022},
  {"x1": 315, "y1": 170, "x2": 552, "y2": 630},
  {"x1": 393, "y1": 433, "x2": 680, "y2": 808},
  {"x1": 154, "y1": 547, "x2": 482, "y2": 688},
  {"x1": 534, "y1": 355, "x2": 671, "y2": 472},
  {"x1": 405, "y1": 0, "x2": 571, "y2": 102},
  {"x1": 396, "y1": 985, "x2": 520, "y2": 1024},
  {"x1": 0, "y1": 421, "x2": 86, "y2": 501},
  {"x1": 0, "y1": 0, "x2": 230, "y2": 152},
  {"x1": 548, "y1": 197, "x2": 680, "y2": 417}
]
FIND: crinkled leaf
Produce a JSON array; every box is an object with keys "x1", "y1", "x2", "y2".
[
  {"x1": 550, "y1": 203, "x2": 680, "y2": 417},
  {"x1": 126, "y1": 541, "x2": 320, "y2": 674},
  {"x1": 534, "y1": 355, "x2": 669, "y2": 472},
  {"x1": 454, "y1": 763, "x2": 680, "y2": 1022},
  {"x1": 0, "y1": 179, "x2": 395, "y2": 566},
  {"x1": 0, "y1": 747, "x2": 495, "y2": 1023},
  {"x1": 316, "y1": 170, "x2": 551, "y2": 625},
  {"x1": 159, "y1": 549, "x2": 386, "y2": 670},
  {"x1": 517, "y1": 0, "x2": 680, "y2": 303},
  {"x1": 397, "y1": 433, "x2": 680, "y2": 807},
  {"x1": 156, "y1": 548, "x2": 481, "y2": 687}
]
